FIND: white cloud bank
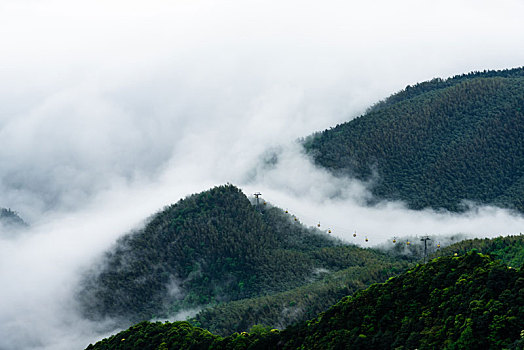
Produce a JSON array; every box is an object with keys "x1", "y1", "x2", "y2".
[{"x1": 1, "y1": 0, "x2": 524, "y2": 348}]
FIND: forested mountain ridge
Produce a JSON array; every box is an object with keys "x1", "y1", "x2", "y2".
[
  {"x1": 304, "y1": 67, "x2": 524, "y2": 212},
  {"x1": 79, "y1": 184, "x2": 333, "y2": 322},
  {"x1": 367, "y1": 67, "x2": 524, "y2": 113},
  {"x1": 85, "y1": 251, "x2": 524, "y2": 349},
  {"x1": 0, "y1": 207, "x2": 27, "y2": 228},
  {"x1": 191, "y1": 250, "x2": 408, "y2": 336},
  {"x1": 275, "y1": 251, "x2": 523, "y2": 349},
  {"x1": 192, "y1": 235, "x2": 524, "y2": 337},
  {"x1": 78, "y1": 184, "x2": 406, "y2": 326}
]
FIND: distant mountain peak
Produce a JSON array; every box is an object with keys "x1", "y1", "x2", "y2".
[
  {"x1": 0, "y1": 208, "x2": 28, "y2": 229},
  {"x1": 78, "y1": 184, "x2": 344, "y2": 324}
]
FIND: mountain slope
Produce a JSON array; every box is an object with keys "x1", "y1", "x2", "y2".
[
  {"x1": 378, "y1": 234, "x2": 524, "y2": 266},
  {"x1": 79, "y1": 184, "x2": 335, "y2": 322},
  {"x1": 304, "y1": 67, "x2": 524, "y2": 212},
  {"x1": 191, "y1": 249, "x2": 407, "y2": 336},
  {"x1": 277, "y1": 251, "x2": 523, "y2": 349},
  {"x1": 433, "y1": 235, "x2": 524, "y2": 268},
  {"x1": 79, "y1": 184, "x2": 405, "y2": 326},
  {"x1": 85, "y1": 251, "x2": 524, "y2": 349}
]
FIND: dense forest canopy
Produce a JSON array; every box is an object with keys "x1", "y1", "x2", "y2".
[
  {"x1": 304, "y1": 67, "x2": 524, "y2": 212},
  {"x1": 191, "y1": 250, "x2": 408, "y2": 336},
  {"x1": 432, "y1": 235, "x2": 524, "y2": 268},
  {"x1": 187, "y1": 235, "x2": 524, "y2": 336},
  {"x1": 78, "y1": 184, "x2": 406, "y2": 328},
  {"x1": 275, "y1": 251, "x2": 523, "y2": 349},
  {"x1": 86, "y1": 251, "x2": 524, "y2": 349}
]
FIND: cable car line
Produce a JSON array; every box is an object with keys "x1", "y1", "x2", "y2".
[{"x1": 251, "y1": 193, "x2": 443, "y2": 249}]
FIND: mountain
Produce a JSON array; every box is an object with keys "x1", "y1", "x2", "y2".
[
  {"x1": 78, "y1": 184, "x2": 406, "y2": 326},
  {"x1": 304, "y1": 67, "x2": 524, "y2": 212},
  {"x1": 85, "y1": 251, "x2": 524, "y2": 349},
  {"x1": 0, "y1": 208, "x2": 27, "y2": 229}
]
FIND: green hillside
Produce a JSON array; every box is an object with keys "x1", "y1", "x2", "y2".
[
  {"x1": 276, "y1": 251, "x2": 523, "y2": 349},
  {"x1": 378, "y1": 234, "x2": 524, "y2": 267},
  {"x1": 191, "y1": 249, "x2": 407, "y2": 336},
  {"x1": 78, "y1": 184, "x2": 406, "y2": 325},
  {"x1": 304, "y1": 67, "x2": 524, "y2": 212},
  {"x1": 86, "y1": 251, "x2": 524, "y2": 349},
  {"x1": 433, "y1": 235, "x2": 524, "y2": 268}
]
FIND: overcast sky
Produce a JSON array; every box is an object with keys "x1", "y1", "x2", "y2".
[{"x1": 1, "y1": 0, "x2": 524, "y2": 349}]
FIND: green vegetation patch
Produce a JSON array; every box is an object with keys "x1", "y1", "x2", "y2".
[{"x1": 87, "y1": 251, "x2": 524, "y2": 349}]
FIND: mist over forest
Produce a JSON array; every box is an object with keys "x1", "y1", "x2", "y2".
[{"x1": 1, "y1": 0, "x2": 524, "y2": 349}]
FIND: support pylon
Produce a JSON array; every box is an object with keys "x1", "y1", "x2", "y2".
[
  {"x1": 254, "y1": 192, "x2": 262, "y2": 212},
  {"x1": 420, "y1": 235, "x2": 431, "y2": 263}
]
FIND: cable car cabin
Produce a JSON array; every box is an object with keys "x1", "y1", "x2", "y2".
[
  {"x1": 294, "y1": 217, "x2": 298, "y2": 221},
  {"x1": 393, "y1": 238, "x2": 396, "y2": 243},
  {"x1": 285, "y1": 210, "x2": 288, "y2": 213},
  {"x1": 365, "y1": 237, "x2": 368, "y2": 242},
  {"x1": 328, "y1": 229, "x2": 332, "y2": 234},
  {"x1": 317, "y1": 222, "x2": 321, "y2": 228},
  {"x1": 406, "y1": 241, "x2": 411, "y2": 245},
  {"x1": 437, "y1": 242, "x2": 441, "y2": 248},
  {"x1": 263, "y1": 201, "x2": 267, "y2": 205},
  {"x1": 353, "y1": 232, "x2": 357, "y2": 237}
]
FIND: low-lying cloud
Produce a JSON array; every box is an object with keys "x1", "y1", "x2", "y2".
[{"x1": 1, "y1": 0, "x2": 524, "y2": 348}]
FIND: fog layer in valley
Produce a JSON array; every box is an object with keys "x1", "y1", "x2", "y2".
[{"x1": 1, "y1": 0, "x2": 524, "y2": 349}]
